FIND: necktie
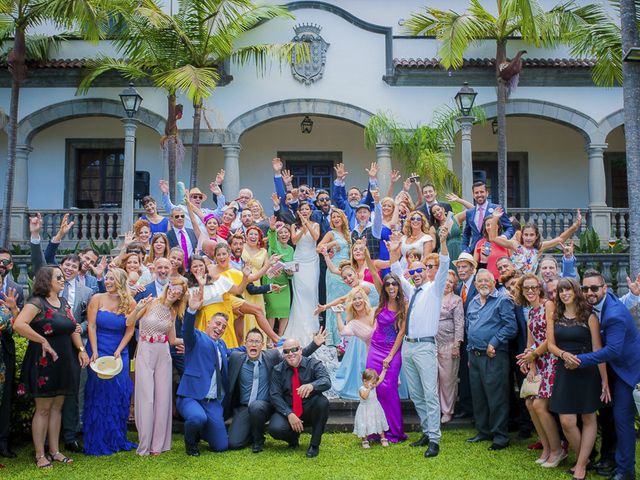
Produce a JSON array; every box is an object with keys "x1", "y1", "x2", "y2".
[
  {"x1": 179, "y1": 230, "x2": 189, "y2": 268},
  {"x1": 461, "y1": 283, "x2": 467, "y2": 303},
  {"x1": 248, "y1": 360, "x2": 259, "y2": 405},
  {"x1": 477, "y1": 205, "x2": 485, "y2": 229},
  {"x1": 214, "y1": 342, "x2": 223, "y2": 399},
  {"x1": 62, "y1": 281, "x2": 70, "y2": 299},
  {"x1": 291, "y1": 367, "x2": 303, "y2": 417},
  {"x1": 406, "y1": 287, "x2": 422, "y2": 337}
]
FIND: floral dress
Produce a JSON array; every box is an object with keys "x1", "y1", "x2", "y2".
[
  {"x1": 528, "y1": 304, "x2": 556, "y2": 399},
  {"x1": 511, "y1": 245, "x2": 539, "y2": 274},
  {"x1": 19, "y1": 297, "x2": 78, "y2": 397}
]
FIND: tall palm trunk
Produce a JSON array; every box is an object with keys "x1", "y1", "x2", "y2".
[
  {"x1": 190, "y1": 98, "x2": 203, "y2": 188},
  {"x1": 495, "y1": 40, "x2": 508, "y2": 208},
  {"x1": 621, "y1": 0, "x2": 640, "y2": 275},
  {"x1": 167, "y1": 92, "x2": 177, "y2": 200},
  {"x1": 1, "y1": 28, "x2": 27, "y2": 248}
]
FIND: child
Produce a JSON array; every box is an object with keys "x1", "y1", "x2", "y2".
[
  {"x1": 354, "y1": 367, "x2": 390, "y2": 448},
  {"x1": 403, "y1": 248, "x2": 422, "y2": 280}
]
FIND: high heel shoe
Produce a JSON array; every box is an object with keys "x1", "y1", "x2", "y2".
[
  {"x1": 535, "y1": 454, "x2": 550, "y2": 464},
  {"x1": 541, "y1": 451, "x2": 568, "y2": 468}
]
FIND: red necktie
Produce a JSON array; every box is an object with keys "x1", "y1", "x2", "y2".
[
  {"x1": 179, "y1": 230, "x2": 189, "y2": 268},
  {"x1": 461, "y1": 283, "x2": 467, "y2": 303},
  {"x1": 291, "y1": 367, "x2": 303, "y2": 417}
]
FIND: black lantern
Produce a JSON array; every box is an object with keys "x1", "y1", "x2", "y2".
[
  {"x1": 492, "y1": 119, "x2": 498, "y2": 134},
  {"x1": 301, "y1": 115, "x2": 313, "y2": 134},
  {"x1": 454, "y1": 82, "x2": 477, "y2": 116},
  {"x1": 119, "y1": 82, "x2": 143, "y2": 118}
]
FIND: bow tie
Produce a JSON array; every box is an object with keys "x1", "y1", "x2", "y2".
[{"x1": 231, "y1": 256, "x2": 241, "y2": 263}]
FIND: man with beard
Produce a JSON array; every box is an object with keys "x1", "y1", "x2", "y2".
[
  {"x1": 0, "y1": 248, "x2": 23, "y2": 460},
  {"x1": 332, "y1": 162, "x2": 376, "y2": 229},
  {"x1": 465, "y1": 269, "x2": 517, "y2": 451},
  {"x1": 417, "y1": 182, "x2": 453, "y2": 226}
]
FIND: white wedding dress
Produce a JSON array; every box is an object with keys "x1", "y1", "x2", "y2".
[{"x1": 284, "y1": 230, "x2": 320, "y2": 345}]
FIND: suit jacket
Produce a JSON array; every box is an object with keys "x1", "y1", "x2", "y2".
[
  {"x1": 270, "y1": 356, "x2": 331, "y2": 417},
  {"x1": 310, "y1": 210, "x2": 332, "y2": 239},
  {"x1": 418, "y1": 200, "x2": 452, "y2": 226},
  {"x1": 134, "y1": 281, "x2": 158, "y2": 302},
  {"x1": 177, "y1": 310, "x2": 232, "y2": 403},
  {"x1": 461, "y1": 202, "x2": 514, "y2": 253},
  {"x1": 455, "y1": 277, "x2": 478, "y2": 313},
  {"x1": 1, "y1": 277, "x2": 25, "y2": 357},
  {"x1": 167, "y1": 228, "x2": 198, "y2": 253},
  {"x1": 69, "y1": 282, "x2": 93, "y2": 339},
  {"x1": 226, "y1": 341, "x2": 320, "y2": 414},
  {"x1": 577, "y1": 290, "x2": 640, "y2": 388}
]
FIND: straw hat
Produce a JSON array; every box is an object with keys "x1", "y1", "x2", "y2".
[
  {"x1": 452, "y1": 252, "x2": 478, "y2": 269},
  {"x1": 90, "y1": 356, "x2": 123, "y2": 380},
  {"x1": 188, "y1": 187, "x2": 208, "y2": 202}
]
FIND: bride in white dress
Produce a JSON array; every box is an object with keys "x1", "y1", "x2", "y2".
[{"x1": 285, "y1": 203, "x2": 320, "y2": 344}]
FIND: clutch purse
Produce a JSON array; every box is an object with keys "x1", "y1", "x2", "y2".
[{"x1": 520, "y1": 375, "x2": 542, "y2": 398}]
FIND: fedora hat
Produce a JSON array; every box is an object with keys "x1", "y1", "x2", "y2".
[
  {"x1": 453, "y1": 252, "x2": 478, "y2": 269},
  {"x1": 90, "y1": 355, "x2": 123, "y2": 380},
  {"x1": 188, "y1": 187, "x2": 208, "y2": 202}
]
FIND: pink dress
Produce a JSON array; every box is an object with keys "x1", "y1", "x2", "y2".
[
  {"x1": 528, "y1": 305, "x2": 557, "y2": 399},
  {"x1": 134, "y1": 302, "x2": 175, "y2": 455}
]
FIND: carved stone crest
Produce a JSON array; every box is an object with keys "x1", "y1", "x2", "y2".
[{"x1": 291, "y1": 24, "x2": 329, "y2": 85}]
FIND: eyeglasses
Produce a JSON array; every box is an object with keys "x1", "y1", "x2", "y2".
[
  {"x1": 408, "y1": 268, "x2": 424, "y2": 275},
  {"x1": 425, "y1": 264, "x2": 436, "y2": 269},
  {"x1": 54, "y1": 274, "x2": 64, "y2": 280},
  {"x1": 522, "y1": 286, "x2": 539, "y2": 292},
  {"x1": 410, "y1": 216, "x2": 422, "y2": 222},
  {"x1": 246, "y1": 339, "x2": 262, "y2": 345},
  {"x1": 384, "y1": 281, "x2": 399, "y2": 287},
  {"x1": 0, "y1": 259, "x2": 12, "y2": 266},
  {"x1": 581, "y1": 284, "x2": 604, "y2": 293},
  {"x1": 173, "y1": 214, "x2": 185, "y2": 219},
  {"x1": 283, "y1": 346, "x2": 300, "y2": 354}
]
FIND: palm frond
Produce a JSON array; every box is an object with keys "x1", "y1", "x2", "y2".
[
  {"x1": 153, "y1": 64, "x2": 220, "y2": 103},
  {"x1": 77, "y1": 56, "x2": 147, "y2": 94},
  {"x1": 432, "y1": 104, "x2": 487, "y2": 146},
  {"x1": 32, "y1": 0, "x2": 118, "y2": 42}
]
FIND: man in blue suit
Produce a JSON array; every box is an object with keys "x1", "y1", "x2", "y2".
[
  {"x1": 564, "y1": 269, "x2": 640, "y2": 480},
  {"x1": 461, "y1": 181, "x2": 514, "y2": 254},
  {"x1": 177, "y1": 285, "x2": 236, "y2": 456}
]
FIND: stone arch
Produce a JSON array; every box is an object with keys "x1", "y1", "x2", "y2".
[
  {"x1": 596, "y1": 109, "x2": 624, "y2": 143},
  {"x1": 476, "y1": 99, "x2": 599, "y2": 144},
  {"x1": 227, "y1": 98, "x2": 374, "y2": 142},
  {"x1": 17, "y1": 98, "x2": 166, "y2": 145}
]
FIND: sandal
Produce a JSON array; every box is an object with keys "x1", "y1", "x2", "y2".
[
  {"x1": 381, "y1": 438, "x2": 390, "y2": 447},
  {"x1": 361, "y1": 440, "x2": 370, "y2": 449},
  {"x1": 35, "y1": 454, "x2": 53, "y2": 469},
  {"x1": 48, "y1": 451, "x2": 74, "y2": 464}
]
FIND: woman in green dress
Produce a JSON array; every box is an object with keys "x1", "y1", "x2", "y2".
[
  {"x1": 264, "y1": 216, "x2": 294, "y2": 337},
  {"x1": 431, "y1": 204, "x2": 462, "y2": 267}
]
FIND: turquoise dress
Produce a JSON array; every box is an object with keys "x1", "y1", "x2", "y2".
[
  {"x1": 436, "y1": 220, "x2": 462, "y2": 268},
  {"x1": 325, "y1": 231, "x2": 351, "y2": 347}
]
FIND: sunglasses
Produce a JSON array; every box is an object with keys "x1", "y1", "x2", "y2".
[
  {"x1": 173, "y1": 214, "x2": 185, "y2": 219},
  {"x1": 522, "y1": 285, "x2": 539, "y2": 292},
  {"x1": 299, "y1": 189, "x2": 310, "y2": 194},
  {"x1": 283, "y1": 346, "x2": 300, "y2": 354},
  {"x1": 408, "y1": 268, "x2": 424, "y2": 275},
  {"x1": 0, "y1": 259, "x2": 12, "y2": 266},
  {"x1": 54, "y1": 274, "x2": 64, "y2": 280},
  {"x1": 190, "y1": 195, "x2": 203, "y2": 200},
  {"x1": 317, "y1": 197, "x2": 330, "y2": 202},
  {"x1": 129, "y1": 249, "x2": 144, "y2": 254},
  {"x1": 384, "y1": 281, "x2": 399, "y2": 287},
  {"x1": 581, "y1": 284, "x2": 604, "y2": 293},
  {"x1": 410, "y1": 216, "x2": 423, "y2": 222}
]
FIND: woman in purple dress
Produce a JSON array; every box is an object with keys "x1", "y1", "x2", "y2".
[{"x1": 365, "y1": 272, "x2": 407, "y2": 442}]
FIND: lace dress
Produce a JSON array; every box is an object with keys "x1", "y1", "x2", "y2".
[{"x1": 353, "y1": 386, "x2": 389, "y2": 437}]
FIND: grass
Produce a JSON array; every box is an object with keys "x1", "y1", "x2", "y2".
[{"x1": 3, "y1": 429, "x2": 639, "y2": 480}]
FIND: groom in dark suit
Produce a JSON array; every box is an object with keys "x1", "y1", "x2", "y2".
[
  {"x1": 461, "y1": 181, "x2": 514, "y2": 254},
  {"x1": 565, "y1": 270, "x2": 640, "y2": 480},
  {"x1": 226, "y1": 328, "x2": 324, "y2": 453}
]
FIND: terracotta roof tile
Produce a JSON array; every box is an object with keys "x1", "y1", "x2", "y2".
[{"x1": 393, "y1": 57, "x2": 597, "y2": 69}]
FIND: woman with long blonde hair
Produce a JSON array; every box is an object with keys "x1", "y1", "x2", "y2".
[
  {"x1": 127, "y1": 277, "x2": 187, "y2": 456},
  {"x1": 83, "y1": 268, "x2": 137, "y2": 455}
]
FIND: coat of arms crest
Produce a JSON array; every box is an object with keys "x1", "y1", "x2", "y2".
[{"x1": 291, "y1": 24, "x2": 329, "y2": 85}]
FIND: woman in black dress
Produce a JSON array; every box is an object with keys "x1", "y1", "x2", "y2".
[
  {"x1": 13, "y1": 266, "x2": 90, "y2": 469},
  {"x1": 546, "y1": 278, "x2": 610, "y2": 480}
]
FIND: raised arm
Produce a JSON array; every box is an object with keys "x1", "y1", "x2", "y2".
[
  {"x1": 540, "y1": 210, "x2": 581, "y2": 252},
  {"x1": 446, "y1": 192, "x2": 474, "y2": 210}
]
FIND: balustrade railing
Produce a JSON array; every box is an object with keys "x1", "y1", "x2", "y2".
[{"x1": 36, "y1": 209, "x2": 146, "y2": 243}]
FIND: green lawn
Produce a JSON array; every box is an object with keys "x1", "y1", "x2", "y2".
[{"x1": 2, "y1": 429, "x2": 639, "y2": 480}]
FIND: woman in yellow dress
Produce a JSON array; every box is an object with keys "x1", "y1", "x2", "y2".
[{"x1": 241, "y1": 226, "x2": 268, "y2": 338}]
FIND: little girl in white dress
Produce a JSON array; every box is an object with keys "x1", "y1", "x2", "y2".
[{"x1": 353, "y1": 367, "x2": 390, "y2": 448}]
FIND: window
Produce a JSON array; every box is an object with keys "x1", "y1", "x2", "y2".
[
  {"x1": 278, "y1": 151, "x2": 342, "y2": 195},
  {"x1": 65, "y1": 139, "x2": 126, "y2": 208},
  {"x1": 605, "y1": 152, "x2": 627, "y2": 208},
  {"x1": 472, "y1": 152, "x2": 529, "y2": 208}
]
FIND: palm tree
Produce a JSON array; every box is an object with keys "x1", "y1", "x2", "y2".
[
  {"x1": 405, "y1": 0, "x2": 588, "y2": 208},
  {"x1": 0, "y1": 0, "x2": 114, "y2": 247},
  {"x1": 567, "y1": 0, "x2": 640, "y2": 274}
]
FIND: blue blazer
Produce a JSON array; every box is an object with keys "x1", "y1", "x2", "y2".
[
  {"x1": 177, "y1": 311, "x2": 230, "y2": 402},
  {"x1": 577, "y1": 290, "x2": 640, "y2": 388},
  {"x1": 461, "y1": 202, "x2": 514, "y2": 253},
  {"x1": 134, "y1": 282, "x2": 158, "y2": 302}
]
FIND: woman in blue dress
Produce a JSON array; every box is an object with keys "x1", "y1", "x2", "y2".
[
  {"x1": 84, "y1": 268, "x2": 137, "y2": 455},
  {"x1": 139, "y1": 195, "x2": 169, "y2": 235}
]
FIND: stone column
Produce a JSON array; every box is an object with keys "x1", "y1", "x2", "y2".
[
  {"x1": 222, "y1": 143, "x2": 241, "y2": 200},
  {"x1": 442, "y1": 141, "x2": 454, "y2": 171},
  {"x1": 457, "y1": 116, "x2": 475, "y2": 198},
  {"x1": 375, "y1": 143, "x2": 392, "y2": 196},
  {"x1": 120, "y1": 118, "x2": 138, "y2": 235},
  {"x1": 9, "y1": 144, "x2": 33, "y2": 243},
  {"x1": 586, "y1": 143, "x2": 611, "y2": 245}
]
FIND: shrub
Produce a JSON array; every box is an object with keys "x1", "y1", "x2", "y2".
[{"x1": 10, "y1": 335, "x2": 35, "y2": 444}]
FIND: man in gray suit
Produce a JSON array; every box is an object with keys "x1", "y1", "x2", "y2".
[{"x1": 226, "y1": 328, "x2": 325, "y2": 453}]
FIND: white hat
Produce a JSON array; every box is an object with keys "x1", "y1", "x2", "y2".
[
  {"x1": 452, "y1": 252, "x2": 478, "y2": 269},
  {"x1": 90, "y1": 356, "x2": 123, "y2": 380}
]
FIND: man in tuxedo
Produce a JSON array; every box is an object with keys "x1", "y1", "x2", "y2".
[
  {"x1": 565, "y1": 270, "x2": 640, "y2": 480},
  {"x1": 461, "y1": 181, "x2": 514, "y2": 254},
  {"x1": 268, "y1": 338, "x2": 331, "y2": 458},
  {"x1": 417, "y1": 183, "x2": 453, "y2": 225},
  {"x1": 311, "y1": 191, "x2": 332, "y2": 313},
  {"x1": 167, "y1": 208, "x2": 197, "y2": 269},
  {"x1": 177, "y1": 287, "x2": 234, "y2": 456},
  {"x1": 452, "y1": 252, "x2": 477, "y2": 419},
  {"x1": 0, "y1": 248, "x2": 24, "y2": 459},
  {"x1": 226, "y1": 328, "x2": 324, "y2": 453}
]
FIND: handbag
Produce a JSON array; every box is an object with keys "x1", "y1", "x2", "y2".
[{"x1": 520, "y1": 374, "x2": 542, "y2": 398}]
